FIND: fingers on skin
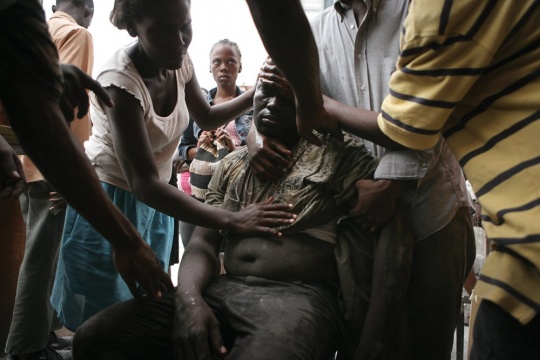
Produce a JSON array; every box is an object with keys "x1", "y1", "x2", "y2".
[
  {"x1": 84, "y1": 77, "x2": 114, "y2": 108},
  {"x1": 125, "y1": 279, "x2": 142, "y2": 300},
  {"x1": 161, "y1": 271, "x2": 175, "y2": 292}
]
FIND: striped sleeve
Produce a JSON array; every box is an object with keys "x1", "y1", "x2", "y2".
[{"x1": 378, "y1": 0, "x2": 518, "y2": 150}]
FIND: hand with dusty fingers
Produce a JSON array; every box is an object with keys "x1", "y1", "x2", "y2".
[{"x1": 173, "y1": 292, "x2": 227, "y2": 360}]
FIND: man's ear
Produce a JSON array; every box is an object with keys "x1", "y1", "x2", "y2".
[
  {"x1": 127, "y1": 22, "x2": 137, "y2": 37},
  {"x1": 83, "y1": 7, "x2": 93, "y2": 18}
]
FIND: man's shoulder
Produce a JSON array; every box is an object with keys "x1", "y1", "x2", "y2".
[
  {"x1": 48, "y1": 12, "x2": 90, "y2": 37},
  {"x1": 310, "y1": 3, "x2": 339, "y2": 29}
]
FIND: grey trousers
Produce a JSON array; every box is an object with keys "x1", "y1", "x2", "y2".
[
  {"x1": 5, "y1": 181, "x2": 65, "y2": 354},
  {"x1": 74, "y1": 276, "x2": 343, "y2": 360}
]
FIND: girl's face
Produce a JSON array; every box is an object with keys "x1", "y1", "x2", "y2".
[
  {"x1": 210, "y1": 45, "x2": 241, "y2": 88},
  {"x1": 133, "y1": 0, "x2": 193, "y2": 70}
]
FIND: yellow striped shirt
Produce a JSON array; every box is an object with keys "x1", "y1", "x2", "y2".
[{"x1": 378, "y1": 0, "x2": 540, "y2": 324}]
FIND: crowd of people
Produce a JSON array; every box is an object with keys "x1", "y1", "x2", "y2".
[{"x1": 0, "y1": 0, "x2": 538, "y2": 359}]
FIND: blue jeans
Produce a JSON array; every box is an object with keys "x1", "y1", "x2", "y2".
[
  {"x1": 470, "y1": 300, "x2": 540, "y2": 360},
  {"x1": 74, "y1": 275, "x2": 343, "y2": 360}
]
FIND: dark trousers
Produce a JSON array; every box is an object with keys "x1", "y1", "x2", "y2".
[
  {"x1": 470, "y1": 300, "x2": 540, "y2": 360},
  {"x1": 73, "y1": 275, "x2": 342, "y2": 360}
]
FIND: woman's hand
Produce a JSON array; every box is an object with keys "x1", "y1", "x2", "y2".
[
  {"x1": 197, "y1": 130, "x2": 215, "y2": 147},
  {"x1": 226, "y1": 197, "x2": 296, "y2": 237}
]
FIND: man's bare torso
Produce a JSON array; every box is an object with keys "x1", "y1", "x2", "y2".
[{"x1": 224, "y1": 234, "x2": 338, "y2": 282}]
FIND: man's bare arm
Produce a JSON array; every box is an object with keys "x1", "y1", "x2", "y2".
[
  {"x1": 323, "y1": 95, "x2": 405, "y2": 150},
  {"x1": 173, "y1": 227, "x2": 227, "y2": 359}
]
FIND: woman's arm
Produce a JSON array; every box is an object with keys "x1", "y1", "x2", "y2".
[
  {"x1": 184, "y1": 71, "x2": 255, "y2": 131},
  {"x1": 105, "y1": 86, "x2": 294, "y2": 236}
]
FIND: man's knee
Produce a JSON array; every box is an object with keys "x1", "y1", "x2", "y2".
[{"x1": 73, "y1": 320, "x2": 101, "y2": 359}]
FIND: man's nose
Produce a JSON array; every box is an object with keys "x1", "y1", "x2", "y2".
[
  {"x1": 172, "y1": 30, "x2": 186, "y2": 48},
  {"x1": 267, "y1": 96, "x2": 280, "y2": 108}
]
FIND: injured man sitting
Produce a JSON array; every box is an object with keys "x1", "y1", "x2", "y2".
[{"x1": 72, "y1": 59, "x2": 413, "y2": 360}]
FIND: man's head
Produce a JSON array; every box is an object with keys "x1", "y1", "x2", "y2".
[
  {"x1": 253, "y1": 59, "x2": 299, "y2": 147},
  {"x1": 52, "y1": 0, "x2": 94, "y2": 29}
]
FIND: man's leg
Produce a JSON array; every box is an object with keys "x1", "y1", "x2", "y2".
[
  {"x1": 205, "y1": 276, "x2": 342, "y2": 360},
  {"x1": 470, "y1": 300, "x2": 540, "y2": 360},
  {"x1": 401, "y1": 207, "x2": 475, "y2": 359},
  {"x1": 74, "y1": 292, "x2": 176, "y2": 360},
  {"x1": 6, "y1": 181, "x2": 64, "y2": 354}
]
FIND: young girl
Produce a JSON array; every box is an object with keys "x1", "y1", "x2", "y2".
[
  {"x1": 180, "y1": 39, "x2": 253, "y2": 244},
  {"x1": 51, "y1": 0, "x2": 294, "y2": 331}
]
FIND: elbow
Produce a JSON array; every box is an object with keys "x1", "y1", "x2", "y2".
[{"x1": 129, "y1": 178, "x2": 155, "y2": 204}]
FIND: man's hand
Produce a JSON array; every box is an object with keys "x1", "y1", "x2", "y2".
[
  {"x1": 59, "y1": 63, "x2": 114, "y2": 122},
  {"x1": 0, "y1": 135, "x2": 25, "y2": 200},
  {"x1": 227, "y1": 197, "x2": 296, "y2": 237},
  {"x1": 350, "y1": 179, "x2": 406, "y2": 234},
  {"x1": 173, "y1": 292, "x2": 227, "y2": 359},
  {"x1": 112, "y1": 242, "x2": 174, "y2": 298},
  {"x1": 246, "y1": 125, "x2": 292, "y2": 182}
]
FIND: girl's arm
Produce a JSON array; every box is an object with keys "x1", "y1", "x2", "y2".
[
  {"x1": 105, "y1": 86, "x2": 293, "y2": 236},
  {"x1": 184, "y1": 71, "x2": 255, "y2": 131}
]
